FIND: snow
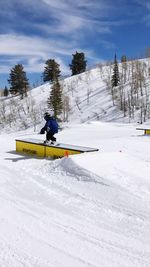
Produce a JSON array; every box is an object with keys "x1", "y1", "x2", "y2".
[
  {"x1": 1, "y1": 121, "x2": 150, "y2": 266},
  {"x1": 1, "y1": 60, "x2": 150, "y2": 266}
]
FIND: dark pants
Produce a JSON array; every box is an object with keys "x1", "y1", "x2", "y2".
[{"x1": 46, "y1": 132, "x2": 56, "y2": 142}]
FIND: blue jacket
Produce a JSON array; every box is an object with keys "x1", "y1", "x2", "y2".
[{"x1": 43, "y1": 118, "x2": 58, "y2": 135}]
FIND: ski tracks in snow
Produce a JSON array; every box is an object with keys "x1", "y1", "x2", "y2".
[{"x1": 1, "y1": 154, "x2": 150, "y2": 266}]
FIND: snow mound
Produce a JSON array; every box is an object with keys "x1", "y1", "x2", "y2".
[{"x1": 51, "y1": 157, "x2": 109, "y2": 186}]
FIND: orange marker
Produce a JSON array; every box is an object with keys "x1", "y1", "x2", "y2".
[{"x1": 65, "y1": 150, "x2": 69, "y2": 157}]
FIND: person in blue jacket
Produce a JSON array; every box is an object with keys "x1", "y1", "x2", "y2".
[{"x1": 40, "y1": 112, "x2": 58, "y2": 144}]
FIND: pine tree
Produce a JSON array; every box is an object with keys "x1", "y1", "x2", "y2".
[
  {"x1": 47, "y1": 79, "x2": 63, "y2": 120},
  {"x1": 69, "y1": 51, "x2": 87, "y2": 75},
  {"x1": 43, "y1": 59, "x2": 61, "y2": 83},
  {"x1": 3, "y1": 86, "x2": 9, "y2": 97},
  {"x1": 8, "y1": 64, "x2": 29, "y2": 98},
  {"x1": 111, "y1": 54, "x2": 120, "y2": 87}
]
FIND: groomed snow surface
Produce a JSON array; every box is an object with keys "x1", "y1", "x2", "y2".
[{"x1": 1, "y1": 121, "x2": 150, "y2": 267}]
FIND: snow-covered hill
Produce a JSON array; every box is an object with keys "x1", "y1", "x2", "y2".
[
  {"x1": 29, "y1": 64, "x2": 127, "y2": 123},
  {"x1": 27, "y1": 65, "x2": 121, "y2": 124},
  {"x1": 2, "y1": 57, "x2": 150, "y2": 133},
  {"x1": 0, "y1": 65, "x2": 120, "y2": 132}
]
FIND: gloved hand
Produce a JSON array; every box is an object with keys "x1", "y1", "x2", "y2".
[{"x1": 40, "y1": 128, "x2": 45, "y2": 134}]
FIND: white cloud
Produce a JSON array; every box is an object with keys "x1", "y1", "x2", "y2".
[
  {"x1": 39, "y1": 0, "x2": 118, "y2": 35},
  {"x1": 0, "y1": 34, "x2": 81, "y2": 57},
  {"x1": 0, "y1": 0, "x2": 131, "y2": 76},
  {"x1": 0, "y1": 35, "x2": 47, "y2": 57},
  {"x1": 0, "y1": 34, "x2": 94, "y2": 73}
]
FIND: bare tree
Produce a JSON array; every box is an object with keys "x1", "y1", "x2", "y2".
[{"x1": 62, "y1": 95, "x2": 70, "y2": 121}]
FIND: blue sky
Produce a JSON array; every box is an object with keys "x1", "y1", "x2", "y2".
[{"x1": 0, "y1": 0, "x2": 150, "y2": 87}]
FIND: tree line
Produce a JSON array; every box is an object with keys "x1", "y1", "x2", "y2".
[{"x1": 4, "y1": 51, "x2": 86, "y2": 95}]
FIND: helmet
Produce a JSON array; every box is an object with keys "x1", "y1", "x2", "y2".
[
  {"x1": 44, "y1": 112, "x2": 50, "y2": 117},
  {"x1": 44, "y1": 110, "x2": 54, "y2": 120}
]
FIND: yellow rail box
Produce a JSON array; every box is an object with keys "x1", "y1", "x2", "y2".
[
  {"x1": 136, "y1": 128, "x2": 150, "y2": 135},
  {"x1": 16, "y1": 138, "x2": 99, "y2": 158}
]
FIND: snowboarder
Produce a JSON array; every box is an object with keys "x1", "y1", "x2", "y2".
[{"x1": 40, "y1": 112, "x2": 58, "y2": 144}]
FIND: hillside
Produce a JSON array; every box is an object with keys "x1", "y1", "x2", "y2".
[{"x1": 1, "y1": 58, "x2": 150, "y2": 134}]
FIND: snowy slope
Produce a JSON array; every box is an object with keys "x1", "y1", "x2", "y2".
[
  {"x1": 0, "y1": 65, "x2": 122, "y2": 133},
  {"x1": 28, "y1": 67, "x2": 121, "y2": 124},
  {"x1": 1, "y1": 122, "x2": 150, "y2": 266},
  {"x1": 2, "y1": 58, "x2": 150, "y2": 132}
]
